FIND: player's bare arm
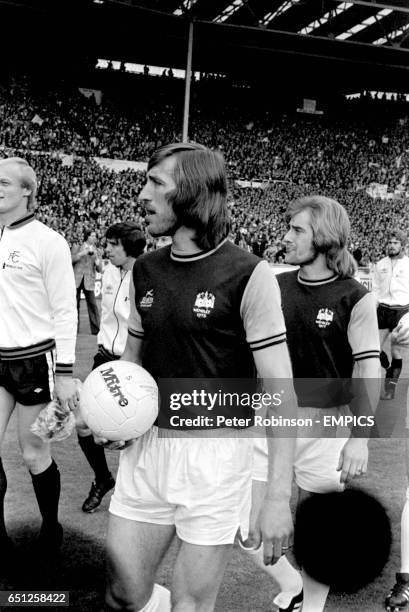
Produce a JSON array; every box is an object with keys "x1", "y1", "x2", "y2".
[
  {"x1": 337, "y1": 357, "x2": 381, "y2": 483},
  {"x1": 121, "y1": 333, "x2": 143, "y2": 365},
  {"x1": 252, "y1": 342, "x2": 297, "y2": 565}
]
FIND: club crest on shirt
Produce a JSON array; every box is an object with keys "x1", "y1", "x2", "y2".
[
  {"x1": 8, "y1": 250, "x2": 21, "y2": 263},
  {"x1": 140, "y1": 289, "x2": 154, "y2": 308},
  {"x1": 2, "y1": 250, "x2": 23, "y2": 270},
  {"x1": 316, "y1": 308, "x2": 334, "y2": 329},
  {"x1": 193, "y1": 291, "x2": 215, "y2": 319}
]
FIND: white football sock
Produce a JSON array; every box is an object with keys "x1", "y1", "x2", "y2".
[
  {"x1": 241, "y1": 544, "x2": 302, "y2": 606},
  {"x1": 139, "y1": 584, "x2": 171, "y2": 612},
  {"x1": 401, "y1": 494, "x2": 409, "y2": 574},
  {"x1": 300, "y1": 570, "x2": 329, "y2": 612}
]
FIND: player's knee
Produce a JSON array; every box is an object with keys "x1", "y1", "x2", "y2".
[
  {"x1": 105, "y1": 579, "x2": 151, "y2": 611},
  {"x1": 21, "y1": 446, "x2": 49, "y2": 472},
  {"x1": 105, "y1": 585, "x2": 134, "y2": 611},
  {"x1": 172, "y1": 589, "x2": 215, "y2": 611}
]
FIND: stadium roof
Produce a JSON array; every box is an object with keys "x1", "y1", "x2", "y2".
[
  {"x1": 2, "y1": 0, "x2": 409, "y2": 93},
  {"x1": 148, "y1": 0, "x2": 409, "y2": 48}
]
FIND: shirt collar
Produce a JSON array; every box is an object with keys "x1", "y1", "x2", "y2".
[
  {"x1": 170, "y1": 238, "x2": 227, "y2": 262},
  {"x1": 7, "y1": 213, "x2": 35, "y2": 230},
  {"x1": 297, "y1": 270, "x2": 339, "y2": 286}
]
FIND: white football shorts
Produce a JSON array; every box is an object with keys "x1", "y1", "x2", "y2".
[
  {"x1": 110, "y1": 426, "x2": 253, "y2": 545},
  {"x1": 252, "y1": 407, "x2": 349, "y2": 493}
]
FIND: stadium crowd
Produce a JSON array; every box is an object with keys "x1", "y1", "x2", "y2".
[{"x1": 1, "y1": 73, "x2": 409, "y2": 262}]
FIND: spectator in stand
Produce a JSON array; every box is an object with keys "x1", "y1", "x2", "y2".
[
  {"x1": 353, "y1": 248, "x2": 363, "y2": 267},
  {"x1": 1, "y1": 74, "x2": 409, "y2": 264},
  {"x1": 252, "y1": 233, "x2": 267, "y2": 257},
  {"x1": 275, "y1": 244, "x2": 286, "y2": 263},
  {"x1": 71, "y1": 230, "x2": 103, "y2": 335}
]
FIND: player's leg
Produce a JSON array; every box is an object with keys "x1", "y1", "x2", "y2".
[
  {"x1": 385, "y1": 433, "x2": 409, "y2": 611},
  {"x1": 77, "y1": 425, "x2": 115, "y2": 512},
  {"x1": 297, "y1": 487, "x2": 330, "y2": 612},
  {"x1": 293, "y1": 415, "x2": 346, "y2": 612},
  {"x1": 379, "y1": 328, "x2": 391, "y2": 371},
  {"x1": 17, "y1": 402, "x2": 63, "y2": 550},
  {"x1": 107, "y1": 427, "x2": 177, "y2": 609},
  {"x1": 383, "y1": 306, "x2": 409, "y2": 401},
  {"x1": 13, "y1": 352, "x2": 62, "y2": 550},
  {"x1": 105, "y1": 515, "x2": 174, "y2": 611},
  {"x1": 84, "y1": 287, "x2": 100, "y2": 335},
  {"x1": 170, "y1": 434, "x2": 254, "y2": 611},
  {"x1": 171, "y1": 541, "x2": 232, "y2": 611},
  {"x1": 378, "y1": 304, "x2": 399, "y2": 399},
  {"x1": 402, "y1": 436, "x2": 409, "y2": 575},
  {"x1": 76, "y1": 282, "x2": 82, "y2": 332},
  {"x1": 383, "y1": 340, "x2": 403, "y2": 401},
  {"x1": 78, "y1": 351, "x2": 115, "y2": 512},
  {"x1": 0, "y1": 386, "x2": 16, "y2": 552},
  {"x1": 241, "y1": 442, "x2": 302, "y2": 612},
  {"x1": 378, "y1": 301, "x2": 391, "y2": 374}
]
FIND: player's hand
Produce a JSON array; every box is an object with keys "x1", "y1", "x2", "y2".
[
  {"x1": 258, "y1": 497, "x2": 294, "y2": 566},
  {"x1": 93, "y1": 436, "x2": 135, "y2": 450},
  {"x1": 392, "y1": 314, "x2": 409, "y2": 346},
  {"x1": 337, "y1": 437, "x2": 368, "y2": 483},
  {"x1": 54, "y1": 376, "x2": 80, "y2": 412}
]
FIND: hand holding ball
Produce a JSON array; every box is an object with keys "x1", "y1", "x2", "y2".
[{"x1": 80, "y1": 361, "x2": 158, "y2": 441}]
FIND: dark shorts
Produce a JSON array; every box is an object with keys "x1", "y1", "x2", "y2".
[
  {"x1": 92, "y1": 348, "x2": 120, "y2": 372},
  {"x1": 377, "y1": 303, "x2": 409, "y2": 331},
  {"x1": 0, "y1": 352, "x2": 55, "y2": 406}
]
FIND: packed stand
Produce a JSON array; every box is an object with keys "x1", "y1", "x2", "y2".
[{"x1": 1, "y1": 73, "x2": 409, "y2": 262}]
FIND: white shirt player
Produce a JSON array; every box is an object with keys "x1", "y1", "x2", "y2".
[
  {"x1": 372, "y1": 255, "x2": 409, "y2": 306},
  {"x1": 0, "y1": 214, "x2": 76, "y2": 370},
  {"x1": 98, "y1": 262, "x2": 132, "y2": 357}
]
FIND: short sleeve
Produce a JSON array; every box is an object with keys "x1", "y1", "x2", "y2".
[
  {"x1": 127, "y1": 276, "x2": 144, "y2": 340},
  {"x1": 348, "y1": 292, "x2": 380, "y2": 361},
  {"x1": 240, "y1": 261, "x2": 286, "y2": 351}
]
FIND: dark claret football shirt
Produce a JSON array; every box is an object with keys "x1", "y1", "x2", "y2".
[
  {"x1": 128, "y1": 239, "x2": 287, "y2": 427},
  {"x1": 277, "y1": 270, "x2": 380, "y2": 408}
]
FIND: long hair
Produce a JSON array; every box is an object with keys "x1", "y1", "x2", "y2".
[
  {"x1": 106, "y1": 222, "x2": 146, "y2": 258},
  {"x1": 0, "y1": 157, "x2": 37, "y2": 211},
  {"x1": 147, "y1": 142, "x2": 229, "y2": 250},
  {"x1": 286, "y1": 195, "x2": 356, "y2": 278}
]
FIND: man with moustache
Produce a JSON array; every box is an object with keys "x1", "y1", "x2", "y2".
[
  {"x1": 373, "y1": 229, "x2": 409, "y2": 399},
  {"x1": 103, "y1": 142, "x2": 297, "y2": 612}
]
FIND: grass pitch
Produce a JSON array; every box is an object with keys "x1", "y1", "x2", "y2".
[{"x1": 1, "y1": 307, "x2": 408, "y2": 611}]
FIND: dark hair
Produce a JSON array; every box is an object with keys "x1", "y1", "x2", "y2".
[
  {"x1": 387, "y1": 228, "x2": 407, "y2": 246},
  {"x1": 84, "y1": 230, "x2": 96, "y2": 242},
  {"x1": 147, "y1": 142, "x2": 229, "y2": 250},
  {"x1": 105, "y1": 222, "x2": 146, "y2": 258},
  {"x1": 286, "y1": 195, "x2": 356, "y2": 278}
]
